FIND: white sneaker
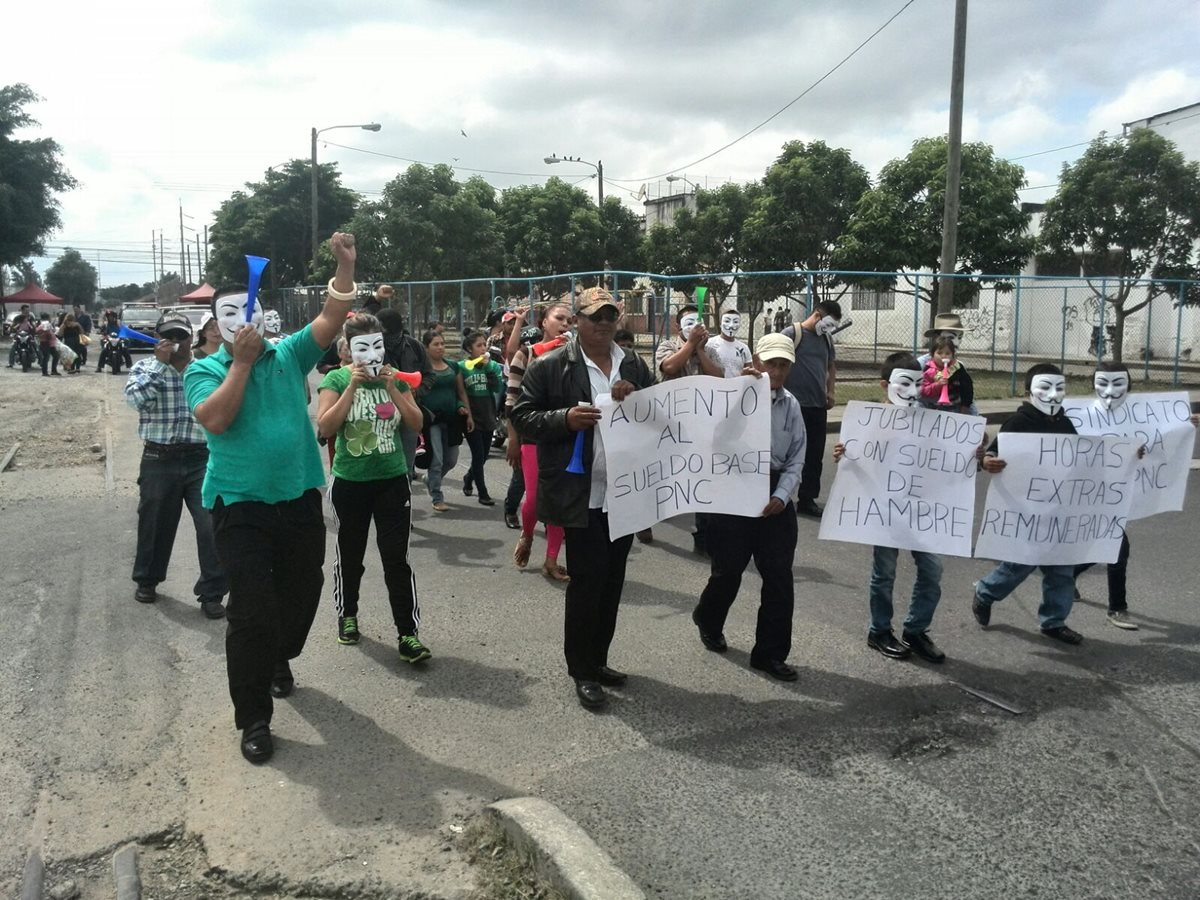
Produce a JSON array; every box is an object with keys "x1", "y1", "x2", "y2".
[{"x1": 1106, "y1": 610, "x2": 1139, "y2": 631}]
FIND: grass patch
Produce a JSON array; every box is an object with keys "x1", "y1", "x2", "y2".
[{"x1": 461, "y1": 814, "x2": 569, "y2": 900}]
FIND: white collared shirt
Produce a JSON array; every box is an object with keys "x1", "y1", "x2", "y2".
[{"x1": 581, "y1": 343, "x2": 625, "y2": 509}]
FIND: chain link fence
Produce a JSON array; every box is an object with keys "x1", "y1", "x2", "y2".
[{"x1": 262, "y1": 270, "x2": 1200, "y2": 392}]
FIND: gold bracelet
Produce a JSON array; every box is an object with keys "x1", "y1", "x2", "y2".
[{"x1": 326, "y1": 278, "x2": 357, "y2": 302}]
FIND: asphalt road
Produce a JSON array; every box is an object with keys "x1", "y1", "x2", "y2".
[{"x1": 2, "y1": 363, "x2": 1199, "y2": 899}]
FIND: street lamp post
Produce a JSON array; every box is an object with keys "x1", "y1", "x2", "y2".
[
  {"x1": 311, "y1": 122, "x2": 381, "y2": 278},
  {"x1": 665, "y1": 174, "x2": 699, "y2": 193},
  {"x1": 544, "y1": 154, "x2": 603, "y2": 205}
]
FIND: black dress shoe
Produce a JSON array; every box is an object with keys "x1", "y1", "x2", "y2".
[
  {"x1": 240, "y1": 721, "x2": 274, "y2": 764},
  {"x1": 1041, "y1": 625, "x2": 1083, "y2": 645},
  {"x1": 971, "y1": 594, "x2": 991, "y2": 628},
  {"x1": 504, "y1": 512, "x2": 520, "y2": 529},
  {"x1": 901, "y1": 630, "x2": 946, "y2": 663},
  {"x1": 691, "y1": 608, "x2": 727, "y2": 653},
  {"x1": 135, "y1": 585, "x2": 157, "y2": 604},
  {"x1": 478, "y1": 496, "x2": 496, "y2": 507},
  {"x1": 270, "y1": 661, "x2": 294, "y2": 698},
  {"x1": 596, "y1": 666, "x2": 627, "y2": 686},
  {"x1": 750, "y1": 658, "x2": 798, "y2": 681},
  {"x1": 868, "y1": 629, "x2": 911, "y2": 660},
  {"x1": 796, "y1": 499, "x2": 823, "y2": 518},
  {"x1": 574, "y1": 680, "x2": 606, "y2": 709}
]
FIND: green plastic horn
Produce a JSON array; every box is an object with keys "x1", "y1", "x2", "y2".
[{"x1": 695, "y1": 286, "x2": 707, "y2": 319}]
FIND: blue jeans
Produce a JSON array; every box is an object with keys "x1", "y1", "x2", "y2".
[
  {"x1": 869, "y1": 546, "x2": 943, "y2": 635},
  {"x1": 426, "y1": 423, "x2": 460, "y2": 503},
  {"x1": 975, "y1": 562, "x2": 1075, "y2": 630}
]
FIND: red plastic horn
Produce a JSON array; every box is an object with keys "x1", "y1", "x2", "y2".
[
  {"x1": 531, "y1": 336, "x2": 566, "y2": 357},
  {"x1": 393, "y1": 370, "x2": 422, "y2": 389}
]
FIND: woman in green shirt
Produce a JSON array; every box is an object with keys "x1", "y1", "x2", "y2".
[
  {"x1": 459, "y1": 330, "x2": 504, "y2": 506},
  {"x1": 421, "y1": 330, "x2": 473, "y2": 512},
  {"x1": 317, "y1": 313, "x2": 430, "y2": 662}
]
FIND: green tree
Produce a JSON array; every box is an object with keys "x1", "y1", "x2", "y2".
[
  {"x1": 207, "y1": 160, "x2": 358, "y2": 287},
  {"x1": 0, "y1": 84, "x2": 78, "y2": 287},
  {"x1": 599, "y1": 197, "x2": 645, "y2": 275},
  {"x1": 741, "y1": 140, "x2": 870, "y2": 322},
  {"x1": 831, "y1": 137, "x2": 1033, "y2": 321},
  {"x1": 1039, "y1": 129, "x2": 1200, "y2": 363},
  {"x1": 45, "y1": 248, "x2": 97, "y2": 305},
  {"x1": 498, "y1": 177, "x2": 604, "y2": 290}
]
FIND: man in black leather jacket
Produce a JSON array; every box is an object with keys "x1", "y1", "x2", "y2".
[{"x1": 511, "y1": 288, "x2": 654, "y2": 710}]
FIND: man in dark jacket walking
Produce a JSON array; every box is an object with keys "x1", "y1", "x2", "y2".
[{"x1": 511, "y1": 288, "x2": 655, "y2": 710}]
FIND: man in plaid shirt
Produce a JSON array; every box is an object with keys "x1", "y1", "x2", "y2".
[{"x1": 124, "y1": 311, "x2": 228, "y2": 618}]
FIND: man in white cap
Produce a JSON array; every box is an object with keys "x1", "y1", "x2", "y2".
[
  {"x1": 124, "y1": 310, "x2": 227, "y2": 617},
  {"x1": 690, "y1": 333, "x2": 807, "y2": 681}
]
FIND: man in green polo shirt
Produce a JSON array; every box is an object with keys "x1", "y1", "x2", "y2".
[{"x1": 184, "y1": 232, "x2": 358, "y2": 765}]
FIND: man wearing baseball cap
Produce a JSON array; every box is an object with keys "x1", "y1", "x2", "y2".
[
  {"x1": 690, "y1": 333, "x2": 807, "y2": 681},
  {"x1": 511, "y1": 287, "x2": 655, "y2": 710},
  {"x1": 124, "y1": 310, "x2": 228, "y2": 618}
]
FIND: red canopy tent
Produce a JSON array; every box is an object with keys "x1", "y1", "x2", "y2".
[
  {"x1": 3, "y1": 283, "x2": 66, "y2": 316},
  {"x1": 177, "y1": 283, "x2": 215, "y2": 302}
]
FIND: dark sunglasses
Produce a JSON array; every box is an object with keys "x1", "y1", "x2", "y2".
[{"x1": 583, "y1": 307, "x2": 618, "y2": 323}]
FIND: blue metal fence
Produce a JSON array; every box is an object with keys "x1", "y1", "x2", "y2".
[{"x1": 263, "y1": 269, "x2": 1200, "y2": 391}]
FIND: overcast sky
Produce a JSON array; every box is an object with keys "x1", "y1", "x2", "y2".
[{"x1": 4, "y1": 0, "x2": 1199, "y2": 288}]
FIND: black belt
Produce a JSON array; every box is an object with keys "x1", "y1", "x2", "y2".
[{"x1": 144, "y1": 441, "x2": 207, "y2": 456}]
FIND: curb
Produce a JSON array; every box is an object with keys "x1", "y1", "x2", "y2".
[
  {"x1": 21, "y1": 851, "x2": 43, "y2": 900},
  {"x1": 113, "y1": 843, "x2": 141, "y2": 900},
  {"x1": 486, "y1": 798, "x2": 645, "y2": 900}
]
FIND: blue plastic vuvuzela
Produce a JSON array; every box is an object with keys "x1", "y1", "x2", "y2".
[
  {"x1": 245, "y1": 255, "x2": 270, "y2": 322},
  {"x1": 566, "y1": 431, "x2": 586, "y2": 474},
  {"x1": 116, "y1": 324, "x2": 158, "y2": 343}
]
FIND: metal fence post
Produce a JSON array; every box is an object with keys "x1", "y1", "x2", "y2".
[
  {"x1": 806, "y1": 272, "x2": 815, "y2": 316},
  {"x1": 1011, "y1": 275, "x2": 1022, "y2": 396},
  {"x1": 569, "y1": 276, "x2": 576, "y2": 307},
  {"x1": 873, "y1": 291, "x2": 879, "y2": 365},
  {"x1": 911, "y1": 274, "x2": 921, "y2": 353},
  {"x1": 431, "y1": 282, "x2": 437, "y2": 329},
  {"x1": 1098, "y1": 277, "x2": 1107, "y2": 360},
  {"x1": 1060, "y1": 285, "x2": 1068, "y2": 370},
  {"x1": 990, "y1": 287, "x2": 998, "y2": 372},
  {"x1": 1144, "y1": 293, "x2": 1152, "y2": 382},
  {"x1": 459, "y1": 281, "x2": 465, "y2": 332},
  {"x1": 1173, "y1": 284, "x2": 1184, "y2": 387}
]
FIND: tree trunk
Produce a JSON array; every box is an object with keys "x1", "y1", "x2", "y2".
[{"x1": 1111, "y1": 305, "x2": 1126, "y2": 364}]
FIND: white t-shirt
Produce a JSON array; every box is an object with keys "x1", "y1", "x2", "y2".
[
  {"x1": 582, "y1": 344, "x2": 625, "y2": 509},
  {"x1": 706, "y1": 336, "x2": 752, "y2": 379}
]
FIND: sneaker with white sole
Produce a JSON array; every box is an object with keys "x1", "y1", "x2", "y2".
[
  {"x1": 1106, "y1": 610, "x2": 1139, "y2": 630},
  {"x1": 338, "y1": 616, "x2": 360, "y2": 645}
]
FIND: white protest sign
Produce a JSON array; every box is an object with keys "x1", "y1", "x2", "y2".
[
  {"x1": 975, "y1": 433, "x2": 1136, "y2": 565},
  {"x1": 1063, "y1": 392, "x2": 1196, "y2": 519},
  {"x1": 598, "y1": 374, "x2": 771, "y2": 539},
  {"x1": 818, "y1": 402, "x2": 986, "y2": 557}
]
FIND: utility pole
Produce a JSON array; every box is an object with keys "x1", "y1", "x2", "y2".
[
  {"x1": 186, "y1": 244, "x2": 192, "y2": 286},
  {"x1": 937, "y1": 0, "x2": 969, "y2": 316},
  {"x1": 160, "y1": 232, "x2": 165, "y2": 282},
  {"x1": 178, "y1": 203, "x2": 186, "y2": 285},
  {"x1": 597, "y1": 159, "x2": 604, "y2": 206},
  {"x1": 195, "y1": 234, "x2": 203, "y2": 284},
  {"x1": 152, "y1": 230, "x2": 158, "y2": 283}
]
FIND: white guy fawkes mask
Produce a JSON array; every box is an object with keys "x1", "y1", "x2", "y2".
[
  {"x1": 814, "y1": 316, "x2": 840, "y2": 338},
  {"x1": 214, "y1": 293, "x2": 265, "y2": 344},
  {"x1": 720, "y1": 313, "x2": 741, "y2": 338},
  {"x1": 263, "y1": 310, "x2": 282, "y2": 334},
  {"x1": 886, "y1": 369, "x2": 921, "y2": 407},
  {"x1": 1093, "y1": 371, "x2": 1130, "y2": 411},
  {"x1": 1029, "y1": 374, "x2": 1067, "y2": 416},
  {"x1": 679, "y1": 312, "x2": 699, "y2": 341},
  {"x1": 350, "y1": 332, "x2": 386, "y2": 378}
]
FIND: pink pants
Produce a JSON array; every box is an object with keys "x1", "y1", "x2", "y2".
[{"x1": 521, "y1": 443, "x2": 563, "y2": 561}]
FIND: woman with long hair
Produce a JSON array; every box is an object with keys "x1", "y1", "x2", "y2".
[
  {"x1": 421, "y1": 330, "x2": 473, "y2": 512},
  {"x1": 506, "y1": 301, "x2": 573, "y2": 582},
  {"x1": 192, "y1": 312, "x2": 222, "y2": 360},
  {"x1": 58, "y1": 312, "x2": 84, "y2": 373}
]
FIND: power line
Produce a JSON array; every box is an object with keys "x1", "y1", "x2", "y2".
[
  {"x1": 321, "y1": 140, "x2": 552, "y2": 180},
  {"x1": 607, "y1": 0, "x2": 921, "y2": 182},
  {"x1": 1002, "y1": 107, "x2": 1200, "y2": 163}
]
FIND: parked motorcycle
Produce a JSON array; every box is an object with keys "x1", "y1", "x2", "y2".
[{"x1": 13, "y1": 330, "x2": 38, "y2": 372}]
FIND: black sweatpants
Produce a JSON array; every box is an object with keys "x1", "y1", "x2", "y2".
[
  {"x1": 504, "y1": 460, "x2": 525, "y2": 516},
  {"x1": 330, "y1": 475, "x2": 419, "y2": 634},
  {"x1": 212, "y1": 489, "x2": 325, "y2": 730},
  {"x1": 694, "y1": 504, "x2": 798, "y2": 664},
  {"x1": 1074, "y1": 533, "x2": 1131, "y2": 613},
  {"x1": 798, "y1": 405, "x2": 826, "y2": 501},
  {"x1": 563, "y1": 508, "x2": 635, "y2": 680}
]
